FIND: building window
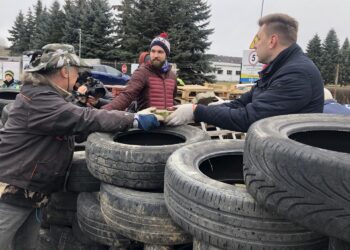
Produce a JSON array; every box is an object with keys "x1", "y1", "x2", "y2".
[
  {"x1": 217, "y1": 70, "x2": 223, "y2": 75},
  {"x1": 236, "y1": 71, "x2": 241, "y2": 75},
  {"x1": 227, "y1": 70, "x2": 232, "y2": 75}
]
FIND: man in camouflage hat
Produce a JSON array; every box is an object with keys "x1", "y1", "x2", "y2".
[{"x1": 0, "y1": 43, "x2": 161, "y2": 249}]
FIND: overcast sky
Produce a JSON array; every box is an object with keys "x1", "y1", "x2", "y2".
[{"x1": 1, "y1": 0, "x2": 349, "y2": 57}]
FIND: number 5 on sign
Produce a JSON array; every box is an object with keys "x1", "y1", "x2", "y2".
[{"x1": 248, "y1": 51, "x2": 258, "y2": 66}]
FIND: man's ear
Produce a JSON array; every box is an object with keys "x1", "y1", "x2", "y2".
[
  {"x1": 269, "y1": 34, "x2": 279, "y2": 49},
  {"x1": 60, "y1": 66, "x2": 69, "y2": 78}
]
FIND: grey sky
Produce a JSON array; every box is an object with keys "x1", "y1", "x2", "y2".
[{"x1": 1, "y1": 0, "x2": 349, "y2": 57}]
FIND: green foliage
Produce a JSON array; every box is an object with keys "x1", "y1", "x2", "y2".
[
  {"x1": 116, "y1": 0, "x2": 215, "y2": 83},
  {"x1": 8, "y1": 11, "x2": 28, "y2": 55},
  {"x1": 47, "y1": 1, "x2": 65, "y2": 44},
  {"x1": 82, "y1": 0, "x2": 115, "y2": 59},
  {"x1": 30, "y1": 8, "x2": 51, "y2": 49},
  {"x1": 306, "y1": 34, "x2": 322, "y2": 71},
  {"x1": 7, "y1": 0, "x2": 214, "y2": 82},
  {"x1": 339, "y1": 38, "x2": 350, "y2": 85},
  {"x1": 321, "y1": 29, "x2": 340, "y2": 84}
]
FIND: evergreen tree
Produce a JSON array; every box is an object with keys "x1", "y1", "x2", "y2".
[
  {"x1": 339, "y1": 38, "x2": 350, "y2": 86},
  {"x1": 8, "y1": 11, "x2": 28, "y2": 55},
  {"x1": 30, "y1": 8, "x2": 51, "y2": 49},
  {"x1": 321, "y1": 29, "x2": 340, "y2": 84},
  {"x1": 30, "y1": 0, "x2": 43, "y2": 48},
  {"x1": 24, "y1": 8, "x2": 36, "y2": 50},
  {"x1": 306, "y1": 34, "x2": 322, "y2": 71},
  {"x1": 47, "y1": 1, "x2": 65, "y2": 44},
  {"x1": 62, "y1": 0, "x2": 79, "y2": 46},
  {"x1": 82, "y1": 0, "x2": 115, "y2": 59},
  {"x1": 116, "y1": 0, "x2": 214, "y2": 83}
]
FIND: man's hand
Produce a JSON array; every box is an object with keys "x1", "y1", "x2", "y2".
[
  {"x1": 137, "y1": 107, "x2": 164, "y2": 122},
  {"x1": 77, "y1": 85, "x2": 99, "y2": 107},
  {"x1": 77, "y1": 85, "x2": 88, "y2": 95},
  {"x1": 134, "y1": 114, "x2": 160, "y2": 131},
  {"x1": 165, "y1": 104, "x2": 194, "y2": 126}
]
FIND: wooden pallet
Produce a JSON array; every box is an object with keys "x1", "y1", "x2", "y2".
[
  {"x1": 177, "y1": 85, "x2": 214, "y2": 101},
  {"x1": 192, "y1": 122, "x2": 246, "y2": 140}
]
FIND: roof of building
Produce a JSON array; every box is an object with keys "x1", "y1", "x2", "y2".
[{"x1": 210, "y1": 55, "x2": 242, "y2": 64}]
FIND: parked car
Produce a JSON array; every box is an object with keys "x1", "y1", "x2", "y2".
[{"x1": 90, "y1": 65, "x2": 130, "y2": 85}]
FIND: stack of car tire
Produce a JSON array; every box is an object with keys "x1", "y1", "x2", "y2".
[
  {"x1": 164, "y1": 114, "x2": 350, "y2": 249},
  {"x1": 80, "y1": 125, "x2": 210, "y2": 249},
  {"x1": 37, "y1": 149, "x2": 113, "y2": 249}
]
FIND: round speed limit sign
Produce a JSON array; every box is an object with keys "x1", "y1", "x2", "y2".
[{"x1": 248, "y1": 51, "x2": 258, "y2": 66}]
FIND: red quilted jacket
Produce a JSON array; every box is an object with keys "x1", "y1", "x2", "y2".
[{"x1": 102, "y1": 63, "x2": 177, "y2": 111}]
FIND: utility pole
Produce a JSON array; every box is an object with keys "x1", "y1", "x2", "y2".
[
  {"x1": 77, "y1": 28, "x2": 82, "y2": 58},
  {"x1": 260, "y1": 0, "x2": 265, "y2": 18}
]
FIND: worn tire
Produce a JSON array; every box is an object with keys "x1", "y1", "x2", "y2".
[
  {"x1": 328, "y1": 237, "x2": 350, "y2": 250},
  {"x1": 77, "y1": 192, "x2": 131, "y2": 248},
  {"x1": 1, "y1": 102, "x2": 12, "y2": 125},
  {"x1": 0, "y1": 89, "x2": 19, "y2": 115},
  {"x1": 244, "y1": 114, "x2": 350, "y2": 241},
  {"x1": 67, "y1": 152, "x2": 100, "y2": 193},
  {"x1": 193, "y1": 239, "x2": 221, "y2": 250},
  {"x1": 86, "y1": 126, "x2": 209, "y2": 189},
  {"x1": 164, "y1": 140, "x2": 328, "y2": 250},
  {"x1": 100, "y1": 183, "x2": 192, "y2": 245}
]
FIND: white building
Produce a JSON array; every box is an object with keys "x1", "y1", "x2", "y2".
[{"x1": 210, "y1": 55, "x2": 242, "y2": 82}]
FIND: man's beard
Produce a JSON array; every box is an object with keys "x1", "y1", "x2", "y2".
[{"x1": 151, "y1": 59, "x2": 165, "y2": 69}]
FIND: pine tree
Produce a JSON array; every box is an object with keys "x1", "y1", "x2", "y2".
[
  {"x1": 339, "y1": 38, "x2": 350, "y2": 86},
  {"x1": 30, "y1": 8, "x2": 51, "y2": 49},
  {"x1": 24, "y1": 9, "x2": 36, "y2": 50},
  {"x1": 8, "y1": 11, "x2": 28, "y2": 55},
  {"x1": 115, "y1": 0, "x2": 214, "y2": 83},
  {"x1": 306, "y1": 34, "x2": 322, "y2": 71},
  {"x1": 30, "y1": 0, "x2": 44, "y2": 48},
  {"x1": 47, "y1": 1, "x2": 65, "y2": 44},
  {"x1": 82, "y1": 0, "x2": 115, "y2": 59},
  {"x1": 321, "y1": 29, "x2": 340, "y2": 84},
  {"x1": 62, "y1": 0, "x2": 82, "y2": 51}
]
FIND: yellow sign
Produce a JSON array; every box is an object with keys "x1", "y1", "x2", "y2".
[{"x1": 249, "y1": 34, "x2": 259, "y2": 49}]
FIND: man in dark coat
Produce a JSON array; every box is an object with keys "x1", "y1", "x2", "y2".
[
  {"x1": 0, "y1": 43, "x2": 160, "y2": 249},
  {"x1": 165, "y1": 13, "x2": 324, "y2": 132}
]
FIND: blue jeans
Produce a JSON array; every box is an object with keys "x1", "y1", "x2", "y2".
[{"x1": 0, "y1": 201, "x2": 40, "y2": 250}]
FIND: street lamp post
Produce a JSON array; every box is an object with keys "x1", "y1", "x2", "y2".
[
  {"x1": 77, "y1": 28, "x2": 82, "y2": 58},
  {"x1": 260, "y1": 0, "x2": 265, "y2": 18}
]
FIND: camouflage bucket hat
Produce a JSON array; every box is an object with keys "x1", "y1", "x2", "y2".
[{"x1": 25, "y1": 43, "x2": 91, "y2": 73}]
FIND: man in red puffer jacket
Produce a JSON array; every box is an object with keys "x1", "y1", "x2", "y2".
[{"x1": 102, "y1": 33, "x2": 177, "y2": 112}]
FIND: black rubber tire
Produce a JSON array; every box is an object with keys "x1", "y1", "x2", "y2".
[
  {"x1": 193, "y1": 239, "x2": 221, "y2": 250},
  {"x1": 243, "y1": 114, "x2": 350, "y2": 242},
  {"x1": 0, "y1": 89, "x2": 19, "y2": 115},
  {"x1": 67, "y1": 152, "x2": 100, "y2": 193},
  {"x1": 49, "y1": 192, "x2": 78, "y2": 211},
  {"x1": 41, "y1": 192, "x2": 78, "y2": 227},
  {"x1": 100, "y1": 183, "x2": 192, "y2": 245},
  {"x1": 77, "y1": 192, "x2": 131, "y2": 248},
  {"x1": 38, "y1": 226, "x2": 108, "y2": 250},
  {"x1": 164, "y1": 140, "x2": 328, "y2": 250},
  {"x1": 86, "y1": 125, "x2": 209, "y2": 189},
  {"x1": 328, "y1": 237, "x2": 350, "y2": 250},
  {"x1": 72, "y1": 213, "x2": 98, "y2": 245},
  {"x1": 41, "y1": 205, "x2": 76, "y2": 227},
  {"x1": 0, "y1": 121, "x2": 3, "y2": 129},
  {"x1": 1, "y1": 102, "x2": 13, "y2": 125}
]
